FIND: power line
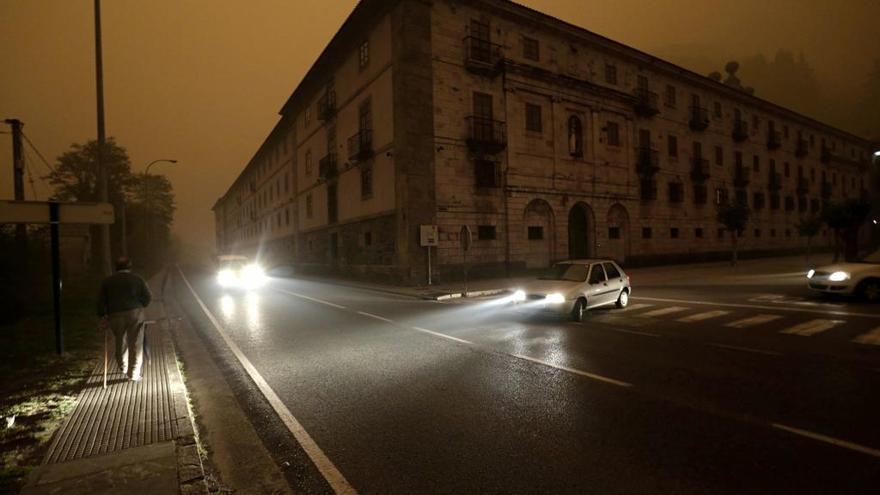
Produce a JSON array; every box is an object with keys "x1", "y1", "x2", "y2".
[
  {"x1": 23, "y1": 145, "x2": 53, "y2": 198},
  {"x1": 21, "y1": 131, "x2": 56, "y2": 174}
]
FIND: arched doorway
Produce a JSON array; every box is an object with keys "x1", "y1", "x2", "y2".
[
  {"x1": 568, "y1": 202, "x2": 595, "y2": 259},
  {"x1": 523, "y1": 199, "x2": 555, "y2": 269},
  {"x1": 606, "y1": 203, "x2": 630, "y2": 263}
]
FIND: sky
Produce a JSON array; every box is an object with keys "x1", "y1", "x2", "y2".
[{"x1": 2, "y1": 0, "x2": 879, "y2": 255}]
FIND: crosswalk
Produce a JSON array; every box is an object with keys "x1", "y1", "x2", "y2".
[{"x1": 607, "y1": 302, "x2": 880, "y2": 346}]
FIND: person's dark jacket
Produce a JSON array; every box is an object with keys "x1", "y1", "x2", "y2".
[{"x1": 97, "y1": 271, "x2": 152, "y2": 317}]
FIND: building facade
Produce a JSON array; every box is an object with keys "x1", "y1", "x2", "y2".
[{"x1": 213, "y1": 0, "x2": 876, "y2": 283}]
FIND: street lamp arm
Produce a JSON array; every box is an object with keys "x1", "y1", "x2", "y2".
[{"x1": 145, "y1": 158, "x2": 178, "y2": 175}]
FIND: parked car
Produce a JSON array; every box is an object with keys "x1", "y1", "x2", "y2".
[
  {"x1": 806, "y1": 250, "x2": 880, "y2": 301},
  {"x1": 512, "y1": 259, "x2": 631, "y2": 322}
]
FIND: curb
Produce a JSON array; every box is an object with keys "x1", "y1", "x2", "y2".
[{"x1": 435, "y1": 289, "x2": 508, "y2": 301}]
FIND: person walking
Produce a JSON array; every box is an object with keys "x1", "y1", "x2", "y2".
[{"x1": 97, "y1": 256, "x2": 152, "y2": 381}]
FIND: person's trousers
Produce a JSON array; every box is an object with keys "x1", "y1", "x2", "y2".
[{"x1": 109, "y1": 308, "x2": 145, "y2": 378}]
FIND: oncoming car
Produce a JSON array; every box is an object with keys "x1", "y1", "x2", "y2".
[
  {"x1": 806, "y1": 250, "x2": 880, "y2": 301},
  {"x1": 216, "y1": 255, "x2": 267, "y2": 289},
  {"x1": 512, "y1": 259, "x2": 631, "y2": 322}
]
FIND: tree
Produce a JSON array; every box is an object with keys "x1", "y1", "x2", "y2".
[
  {"x1": 795, "y1": 216, "x2": 823, "y2": 264},
  {"x1": 45, "y1": 138, "x2": 134, "y2": 205},
  {"x1": 717, "y1": 201, "x2": 750, "y2": 266},
  {"x1": 126, "y1": 173, "x2": 176, "y2": 269},
  {"x1": 822, "y1": 199, "x2": 871, "y2": 262}
]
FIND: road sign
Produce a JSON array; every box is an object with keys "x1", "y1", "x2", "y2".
[
  {"x1": 420, "y1": 224, "x2": 438, "y2": 247},
  {"x1": 0, "y1": 201, "x2": 115, "y2": 224}
]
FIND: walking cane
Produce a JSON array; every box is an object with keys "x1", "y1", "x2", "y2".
[{"x1": 103, "y1": 320, "x2": 108, "y2": 389}]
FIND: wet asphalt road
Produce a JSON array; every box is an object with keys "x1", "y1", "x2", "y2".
[{"x1": 175, "y1": 267, "x2": 880, "y2": 494}]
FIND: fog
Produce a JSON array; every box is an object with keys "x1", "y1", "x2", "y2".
[{"x1": 2, "y1": 0, "x2": 878, "y2": 256}]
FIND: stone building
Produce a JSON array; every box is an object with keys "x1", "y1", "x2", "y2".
[{"x1": 213, "y1": 0, "x2": 877, "y2": 283}]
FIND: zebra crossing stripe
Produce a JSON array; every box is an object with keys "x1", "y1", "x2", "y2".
[
  {"x1": 621, "y1": 303, "x2": 653, "y2": 312},
  {"x1": 781, "y1": 319, "x2": 845, "y2": 336},
  {"x1": 677, "y1": 310, "x2": 730, "y2": 323},
  {"x1": 638, "y1": 306, "x2": 689, "y2": 317},
  {"x1": 725, "y1": 314, "x2": 782, "y2": 328},
  {"x1": 852, "y1": 327, "x2": 880, "y2": 345}
]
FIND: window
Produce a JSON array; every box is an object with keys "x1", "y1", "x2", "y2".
[
  {"x1": 478, "y1": 225, "x2": 497, "y2": 240},
  {"x1": 669, "y1": 182, "x2": 684, "y2": 203},
  {"x1": 667, "y1": 135, "x2": 678, "y2": 157},
  {"x1": 713, "y1": 101, "x2": 722, "y2": 118},
  {"x1": 304, "y1": 107, "x2": 311, "y2": 128},
  {"x1": 525, "y1": 103, "x2": 542, "y2": 132},
  {"x1": 604, "y1": 63, "x2": 617, "y2": 85},
  {"x1": 735, "y1": 151, "x2": 743, "y2": 168},
  {"x1": 752, "y1": 155, "x2": 760, "y2": 172},
  {"x1": 670, "y1": 227, "x2": 679, "y2": 239},
  {"x1": 665, "y1": 85, "x2": 676, "y2": 107},
  {"x1": 284, "y1": 173, "x2": 289, "y2": 193},
  {"x1": 784, "y1": 162, "x2": 790, "y2": 178},
  {"x1": 522, "y1": 36, "x2": 539, "y2": 61},
  {"x1": 718, "y1": 228, "x2": 725, "y2": 239},
  {"x1": 305, "y1": 193, "x2": 313, "y2": 219},
  {"x1": 695, "y1": 227, "x2": 704, "y2": 238},
  {"x1": 753, "y1": 192, "x2": 765, "y2": 210},
  {"x1": 714, "y1": 146, "x2": 723, "y2": 166},
  {"x1": 588, "y1": 264, "x2": 607, "y2": 284},
  {"x1": 359, "y1": 40, "x2": 370, "y2": 69},
  {"x1": 754, "y1": 228, "x2": 761, "y2": 238},
  {"x1": 568, "y1": 116, "x2": 583, "y2": 157},
  {"x1": 715, "y1": 187, "x2": 728, "y2": 205},
  {"x1": 364, "y1": 231, "x2": 372, "y2": 247},
  {"x1": 361, "y1": 162, "x2": 373, "y2": 198},
  {"x1": 285, "y1": 208, "x2": 290, "y2": 226},
  {"x1": 603, "y1": 263, "x2": 621, "y2": 279},
  {"x1": 305, "y1": 150, "x2": 312, "y2": 176},
  {"x1": 528, "y1": 226, "x2": 544, "y2": 240},
  {"x1": 642, "y1": 227, "x2": 652, "y2": 239},
  {"x1": 606, "y1": 122, "x2": 620, "y2": 146},
  {"x1": 475, "y1": 159, "x2": 498, "y2": 188}
]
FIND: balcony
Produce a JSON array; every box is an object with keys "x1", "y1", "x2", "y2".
[
  {"x1": 463, "y1": 36, "x2": 503, "y2": 77},
  {"x1": 796, "y1": 139, "x2": 809, "y2": 158},
  {"x1": 820, "y1": 146, "x2": 832, "y2": 164},
  {"x1": 317, "y1": 90, "x2": 337, "y2": 121},
  {"x1": 693, "y1": 184, "x2": 708, "y2": 204},
  {"x1": 733, "y1": 167, "x2": 750, "y2": 188},
  {"x1": 633, "y1": 88, "x2": 659, "y2": 117},
  {"x1": 796, "y1": 177, "x2": 810, "y2": 195},
  {"x1": 767, "y1": 130, "x2": 781, "y2": 150},
  {"x1": 821, "y1": 181, "x2": 832, "y2": 199},
  {"x1": 689, "y1": 106, "x2": 709, "y2": 131},
  {"x1": 318, "y1": 152, "x2": 338, "y2": 181},
  {"x1": 466, "y1": 116, "x2": 507, "y2": 154},
  {"x1": 768, "y1": 172, "x2": 782, "y2": 191},
  {"x1": 690, "y1": 157, "x2": 710, "y2": 182},
  {"x1": 669, "y1": 182, "x2": 685, "y2": 203},
  {"x1": 347, "y1": 129, "x2": 374, "y2": 162},
  {"x1": 635, "y1": 146, "x2": 660, "y2": 177},
  {"x1": 732, "y1": 120, "x2": 749, "y2": 142},
  {"x1": 639, "y1": 179, "x2": 657, "y2": 201}
]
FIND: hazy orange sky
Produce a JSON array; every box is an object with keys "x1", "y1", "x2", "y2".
[{"x1": 2, "y1": 0, "x2": 879, "y2": 254}]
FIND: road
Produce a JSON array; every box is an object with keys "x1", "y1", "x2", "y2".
[{"x1": 173, "y1": 264, "x2": 880, "y2": 494}]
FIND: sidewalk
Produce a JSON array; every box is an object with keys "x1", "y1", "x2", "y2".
[
  {"x1": 20, "y1": 270, "x2": 207, "y2": 495},
  {"x1": 301, "y1": 253, "x2": 834, "y2": 300}
]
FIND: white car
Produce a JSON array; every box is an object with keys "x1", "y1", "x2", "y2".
[
  {"x1": 512, "y1": 259, "x2": 631, "y2": 322},
  {"x1": 216, "y1": 255, "x2": 267, "y2": 289},
  {"x1": 806, "y1": 250, "x2": 880, "y2": 301}
]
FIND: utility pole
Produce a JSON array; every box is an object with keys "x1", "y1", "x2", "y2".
[
  {"x1": 5, "y1": 119, "x2": 26, "y2": 246},
  {"x1": 94, "y1": 0, "x2": 111, "y2": 275}
]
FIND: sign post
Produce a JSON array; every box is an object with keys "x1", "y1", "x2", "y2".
[
  {"x1": 460, "y1": 225, "x2": 472, "y2": 296},
  {"x1": 420, "y1": 225, "x2": 438, "y2": 285},
  {"x1": 0, "y1": 201, "x2": 115, "y2": 354}
]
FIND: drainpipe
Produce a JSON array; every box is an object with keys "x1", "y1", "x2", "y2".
[{"x1": 502, "y1": 65, "x2": 512, "y2": 277}]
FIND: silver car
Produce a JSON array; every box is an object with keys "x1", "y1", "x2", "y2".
[{"x1": 512, "y1": 259, "x2": 631, "y2": 322}]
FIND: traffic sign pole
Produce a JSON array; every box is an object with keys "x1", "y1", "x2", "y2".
[{"x1": 49, "y1": 202, "x2": 63, "y2": 355}]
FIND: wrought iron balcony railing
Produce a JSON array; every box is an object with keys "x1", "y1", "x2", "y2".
[
  {"x1": 690, "y1": 157, "x2": 710, "y2": 182},
  {"x1": 463, "y1": 36, "x2": 503, "y2": 76},
  {"x1": 633, "y1": 88, "x2": 659, "y2": 117},
  {"x1": 733, "y1": 166, "x2": 751, "y2": 188},
  {"x1": 767, "y1": 130, "x2": 781, "y2": 150},
  {"x1": 732, "y1": 120, "x2": 749, "y2": 142},
  {"x1": 796, "y1": 139, "x2": 809, "y2": 158},
  {"x1": 635, "y1": 146, "x2": 660, "y2": 177},
  {"x1": 689, "y1": 105, "x2": 709, "y2": 131},
  {"x1": 768, "y1": 172, "x2": 782, "y2": 191},
  {"x1": 318, "y1": 152, "x2": 338, "y2": 181},
  {"x1": 796, "y1": 177, "x2": 810, "y2": 195},
  {"x1": 347, "y1": 129, "x2": 374, "y2": 162},
  {"x1": 466, "y1": 116, "x2": 507, "y2": 154},
  {"x1": 317, "y1": 90, "x2": 337, "y2": 121},
  {"x1": 640, "y1": 178, "x2": 657, "y2": 201}
]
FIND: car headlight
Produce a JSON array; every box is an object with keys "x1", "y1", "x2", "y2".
[
  {"x1": 545, "y1": 293, "x2": 565, "y2": 304},
  {"x1": 241, "y1": 263, "x2": 267, "y2": 288},
  {"x1": 217, "y1": 269, "x2": 236, "y2": 287},
  {"x1": 828, "y1": 271, "x2": 849, "y2": 282},
  {"x1": 512, "y1": 290, "x2": 526, "y2": 302},
  {"x1": 806, "y1": 269, "x2": 815, "y2": 279}
]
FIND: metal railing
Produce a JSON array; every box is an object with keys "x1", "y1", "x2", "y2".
[
  {"x1": 466, "y1": 116, "x2": 507, "y2": 153},
  {"x1": 347, "y1": 129, "x2": 374, "y2": 162}
]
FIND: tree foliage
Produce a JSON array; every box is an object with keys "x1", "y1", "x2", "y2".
[
  {"x1": 717, "y1": 201, "x2": 750, "y2": 266},
  {"x1": 822, "y1": 200, "x2": 871, "y2": 262},
  {"x1": 45, "y1": 138, "x2": 134, "y2": 205}
]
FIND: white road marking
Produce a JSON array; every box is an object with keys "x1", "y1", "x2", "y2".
[
  {"x1": 356, "y1": 311, "x2": 395, "y2": 324},
  {"x1": 724, "y1": 314, "x2": 782, "y2": 329},
  {"x1": 677, "y1": 310, "x2": 731, "y2": 323},
  {"x1": 772, "y1": 423, "x2": 880, "y2": 459},
  {"x1": 411, "y1": 326, "x2": 473, "y2": 345},
  {"x1": 621, "y1": 303, "x2": 653, "y2": 312},
  {"x1": 512, "y1": 353, "x2": 632, "y2": 387},
  {"x1": 632, "y1": 296, "x2": 880, "y2": 319},
  {"x1": 610, "y1": 328, "x2": 661, "y2": 338},
  {"x1": 275, "y1": 288, "x2": 347, "y2": 309},
  {"x1": 780, "y1": 319, "x2": 845, "y2": 336},
  {"x1": 707, "y1": 343, "x2": 782, "y2": 356},
  {"x1": 638, "y1": 306, "x2": 689, "y2": 317},
  {"x1": 852, "y1": 326, "x2": 880, "y2": 345},
  {"x1": 177, "y1": 267, "x2": 357, "y2": 494}
]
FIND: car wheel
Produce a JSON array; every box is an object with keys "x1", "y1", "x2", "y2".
[
  {"x1": 615, "y1": 289, "x2": 629, "y2": 308},
  {"x1": 571, "y1": 298, "x2": 587, "y2": 322},
  {"x1": 858, "y1": 279, "x2": 880, "y2": 302}
]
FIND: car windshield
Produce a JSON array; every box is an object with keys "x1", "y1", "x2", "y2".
[
  {"x1": 858, "y1": 250, "x2": 880, "y2": 264},
  {"x1": 539, "y1": 263, "x2": 589, "y2": 282}
]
